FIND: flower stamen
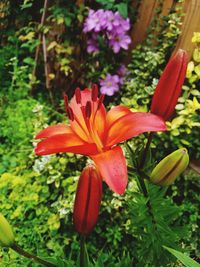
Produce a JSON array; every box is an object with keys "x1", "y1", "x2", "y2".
[
  {"x1": 66, "y1": 107, "x2": 74, "y2": 121},
  {"x1": 75, "y1": 87, "x2": 82, "y2": 104},
  {"x1": 97, "y1": 94, "x2": 105, "y2": 110},
  {"x1": 86, "y1": 101, "x2": 92, "y2": 118},
  {"x1": 91, "y1": 84, "x2": 98, "y2": 101}
]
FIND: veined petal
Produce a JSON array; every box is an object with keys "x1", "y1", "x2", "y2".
[
  {"x1": 69, "y1": 89, "x2": 92, "y2": 141},
  {"x1": 106, "y1": 105, "x2": 132, "y2": 129},
  {"x1": 106, "y1": 112, "x2": 166, "y2": 147},
  {"x1": 35, "y1": 124, "x2": 73, "y2": 139},
  {"x1": 35, "y1": 134, "x2": 98, "y2": 156},
  {"x1": 91, "y1": 146, "x2": 127, "y2": 195}
]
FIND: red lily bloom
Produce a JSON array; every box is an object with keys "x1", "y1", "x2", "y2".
[
  {"x1": 35, "y1": 85, "x2": 166, "y2": 194},
  {"x1": 73, "y1": 165, "x2": 102, "y2": 235},
  {"x1": 151, "y1": 49, "x2": 188, "y2": 121}
]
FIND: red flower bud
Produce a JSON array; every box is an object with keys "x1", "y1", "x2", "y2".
[
  {"x1": 150, "y1": 49, "x2": 188, "y2": 121},
  {"x1": 73, "y1": 165, "x2": 102, "y2": 235}
]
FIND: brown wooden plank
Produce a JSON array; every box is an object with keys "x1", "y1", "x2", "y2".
[
  {"x1": 174, "y1": 0, "x2": 200, "y2": 58},
  {"x1": 161, "y1": 0, "x2": 174, "y2": 16},
  {"x1": 129, "y1": 0, "x2": 159, "y2": 49}
]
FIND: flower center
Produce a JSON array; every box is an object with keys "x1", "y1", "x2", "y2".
[{"x1": 65, "y1": 86, "x2": 105, "y2": 152}]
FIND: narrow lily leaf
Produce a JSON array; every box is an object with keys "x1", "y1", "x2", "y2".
[
  {"x1": 77, "y1": 240, "x2": 90, "y2": 267},
  {"x1": 163, "y1": 246, "x2": 200, "y2": 267}
]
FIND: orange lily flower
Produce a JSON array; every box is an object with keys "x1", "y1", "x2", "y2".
[{"x1": 35, "y1": 85, "x2": 166, "y2": 194}]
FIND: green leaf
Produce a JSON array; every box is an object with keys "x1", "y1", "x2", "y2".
[
  {"x1": 191, "y1": 89, "x2": 200, "y2": 96},
  {"x1": 194, "y1": 64, "x2": 200, "y2": 77},
  {"x1": 77, "y1": 237, "x2": 90, "y2": 267},
  {"x1": 41, "y1": 256, "x2": 69, "y2": 267},
  {"x1": 116, "y1": 3, "x2": 128, "y2": 18},
  {"x1": 193, "y1": 48, "x2": 200, "y2": 63},
  {"x1": 163, "y1": 246, "x2": 200, "y2": 267}
]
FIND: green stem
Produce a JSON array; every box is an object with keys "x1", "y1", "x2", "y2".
[
  {"x1": 11, "y1": 243, "x2": 57, "y2": 267},
  {"x1": 80, "y1": 235, "x2": 85, "y2": 267},
  {"x1": 139, "y1": 132, "x2": 153, "y2": 170},
  {"x1": 137, "y1": 175, "x2": 157, "y2": 228},
  {"x1": 137, "y1": 132, "x2": 157, "y2": 228}
]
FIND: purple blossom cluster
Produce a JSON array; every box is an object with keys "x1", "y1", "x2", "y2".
[
  {"x1": 100, "y1": 65, "x2": 127, "y2": 96},
  {"x1": 83, "y1": 9, "x2": 131, "y2": 54}
]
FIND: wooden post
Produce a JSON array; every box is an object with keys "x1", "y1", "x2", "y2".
[
  {"x1": 129, "y1": 0, "x2": 159, "y2": 50},
  {"x1": 173, "y1": 0, "x2": 200, "y2": 58}
]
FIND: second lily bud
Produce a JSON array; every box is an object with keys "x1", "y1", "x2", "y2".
[
  {"x1": 73, "y1": 165, "x2": 102, "y2": 235},
  {"x1": 0, "y1": 213, "x2": 15, "y2": 247},
  {"x1": 150, "y1": 148, "x2": 189, "y2": 186}
]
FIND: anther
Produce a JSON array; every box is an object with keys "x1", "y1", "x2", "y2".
[
  {"x1": 63, "y1": 93, "x2": 69, "y2": 109},
  {"x1": 66, "y1": 107, "x2": 74, "y2": 121},
  {"x1": 91, "y1": 84, "x2": 98, "y2": 101},
  {"x1": 85, "y1": 101, "x2": 92, "y2": 118},
  {"x1": 97, "y1": 94, "x2": 105, "y2": 110},
  {"x1": 75, "y1": 87, "x2": 81, "y2": 104}
]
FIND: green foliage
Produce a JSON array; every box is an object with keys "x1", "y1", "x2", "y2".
[
  {"x1": 163, "y1": 246, "x2": 200, "y2": 267},
  {"x1": 95, "y1": 0, "x2": 130, "y2": 18},
  {"x1": 123, "y1": 16, "x2": 200, "y2": 159},
  {"x1": 126, "y1": 183, "x2": 187, "y2": 267}
]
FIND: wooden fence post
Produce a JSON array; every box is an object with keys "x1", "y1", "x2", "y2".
[
  {"x1": 129, "y1": 0, "x2": 174, "y2": 50},
  {"x1": 129, "y1": 0, "x2": 159, "y2": 50},
  {"x1": 174, "y1": 0, "x2": 200, "y2": 58}
]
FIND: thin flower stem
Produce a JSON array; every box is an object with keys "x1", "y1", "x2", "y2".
[
  {"x1": 137, "y1": 132, "x2": 157, "y2": 228},
  {"x1": 139, "y1": 132, "x2": 153, "y2": 170},
  {"x1": 80, "y1": 235, "x2": 86, "y2": 267},
  {"x1": 137, "y1": 174, "x2": 157, "y2": 228},
  {"x1": 11, "y1": 243, "x2": 57, "y2": 267}
]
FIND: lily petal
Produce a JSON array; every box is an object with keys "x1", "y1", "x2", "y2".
[
  {"x1": 35, "y1": 124, "x2": 73, "y2": 139},
  {"x1": 106, "y1": 105, "x2": 132, "y2": 129},
  {"x1": 106, "y1": 112, "x2": 166, "y2": 147},
  {"x1": 91, "y1": 146, "x2": 127, "y2": 195},
  {"x1": 35, "y1": 134, "x2": 98, "y2": 156}
]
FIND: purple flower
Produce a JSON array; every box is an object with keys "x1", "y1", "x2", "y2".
[
  {"x1": 87, "y1": 34, "x2": 99, "y2": 53},
  {"x1": 117, "y1": 64, "x2": 127, "y2": 85},
  {"x1": 117, "y1": 64, "x2": 127, "y2": 77},
  {"x1": 83, "y1": 9, "x2": 107, "y2": 33},
  {"x1": 83, "y1": 9, "x2": 131, "y2": 54},
  {"x1": 108, "y1": 33, "x2": 131, "y2": 53},
  {"x1": 100, "y1": 74, "x2": 120, "y2": 96}
]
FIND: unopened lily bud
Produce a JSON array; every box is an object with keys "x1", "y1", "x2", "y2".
[
  {"x1": 0, "y1": 213, "x2": 15, "y2": 247},
  {"x1": 150, "y1": 148, "x2": 189, "y2": 186},
  {"x1": 151, "y1": 50, "x2": 188, "y2": 121},
  {"x1": 73, "y1": 165, "x2": 102, "y2": 235}
]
